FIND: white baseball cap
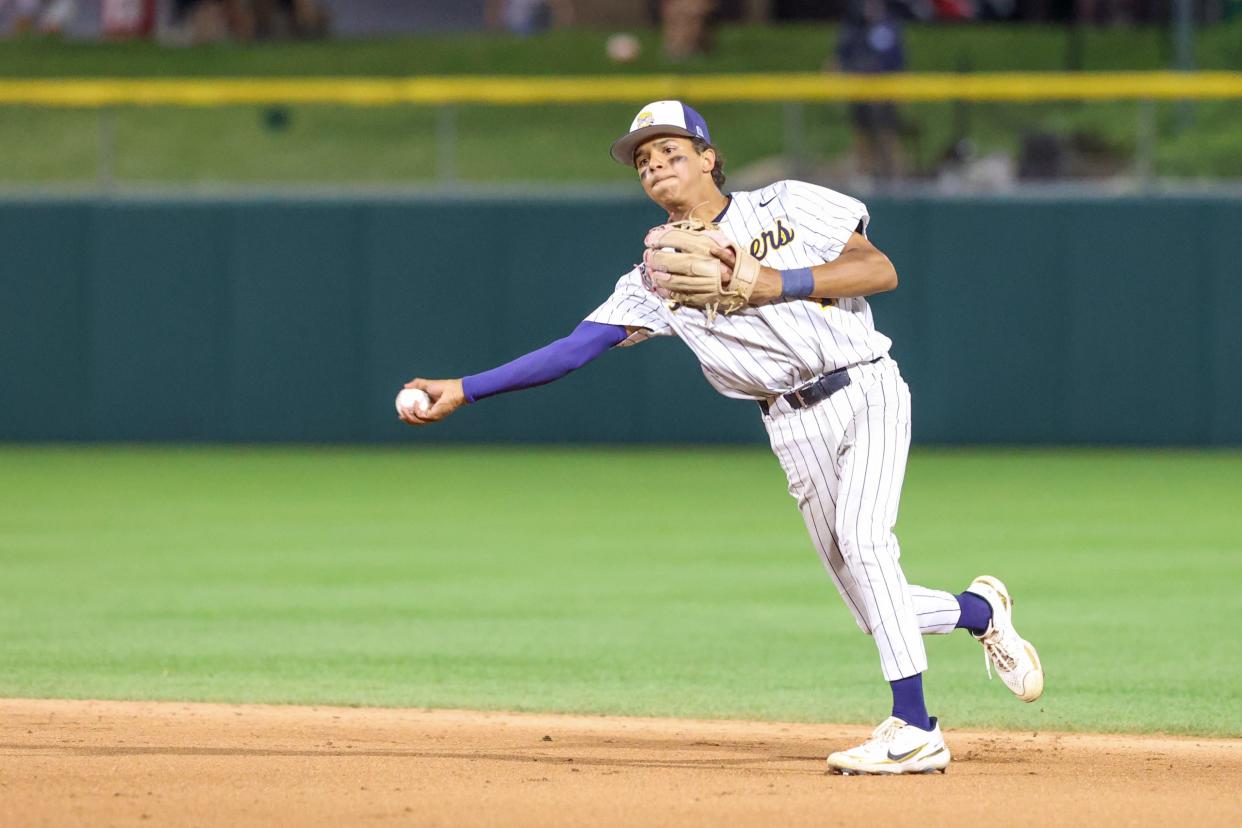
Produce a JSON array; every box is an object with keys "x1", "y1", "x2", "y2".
[{"x1": 609, "y1": 100, "x2": 712, "y2": 166}]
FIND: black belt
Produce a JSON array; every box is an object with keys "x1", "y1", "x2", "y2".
[{"x1": 758, "y1": 357, "x2": 883, "y2": 416}]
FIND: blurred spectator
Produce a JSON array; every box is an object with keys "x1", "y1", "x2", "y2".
[
  {"x1": 2, "y1": 0, "x2": 76, "y2": 34},
  {"x1": 832, "y1": 0, "x2": 907, "y2": 180},
  {"x1": 485, "y1": 0, "x2": 575, "y2": 35},
  {"x1": 168, "y1": 0, "x2": 210, "y2": 41},
  {"x1": 168, "y1": 0, "x2": 326, "y2": 44},
  {"x1": 930, "y1": 0, "x2": 973, "y2": 19},
  {"x1": 1075, "y1": 0, "x2": 1137, "y2": 25},
  {"x1": 661, "y1": 0, "x2": 717, "y2": 60},
  {"x1": 102, "y1": 0, "x2": 155, "y2": 38},
  {"x1": 253, "y1": 0, "x2": 328, "y2": 39}
]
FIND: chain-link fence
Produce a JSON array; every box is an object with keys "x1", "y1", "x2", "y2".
[{"x1": 3, "y1": 73, "x2": 1240, "y2": 192}]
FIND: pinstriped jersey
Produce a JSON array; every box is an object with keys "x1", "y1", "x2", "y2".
[{"x1": 585, "y1": 180, "x2": 893, "y2": 401}]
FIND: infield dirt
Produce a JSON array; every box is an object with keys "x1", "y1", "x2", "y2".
[{"x1": 2, "y1": 699, "x2": 1238, "y2": 827}]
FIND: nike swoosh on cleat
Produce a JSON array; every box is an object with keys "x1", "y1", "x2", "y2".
[{"x1": 886, "y1": 744, "x2": 927, "y2": 762}]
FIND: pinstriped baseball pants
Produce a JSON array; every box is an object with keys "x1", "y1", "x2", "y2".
[{"x1": 763, "y1": 357, "x2": 960, "y2": 682}]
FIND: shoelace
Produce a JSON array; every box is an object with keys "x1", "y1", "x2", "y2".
[
  {"x1": 980, "y1": 629, "x2": 1018, "y2": 681},
  {"x1": 868, "y1": 717, "x2": 904, "y2": 746}
]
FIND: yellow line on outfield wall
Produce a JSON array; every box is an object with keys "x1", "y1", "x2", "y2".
[{"x1": 2, "y1": 72, "x2": 1241, "y2": 106}]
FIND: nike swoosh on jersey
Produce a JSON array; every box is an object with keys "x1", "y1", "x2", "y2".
[{"x1": 759, "y1": 196, "x2": 777, "y2": 207}]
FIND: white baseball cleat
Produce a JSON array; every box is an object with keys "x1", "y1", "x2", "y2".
[
  {"x1": 966, "y1": 575, "x2": 1045, "y2": 702},
  {"x1": 827, "y1": 716, "x2": 950, "y2": 775}
]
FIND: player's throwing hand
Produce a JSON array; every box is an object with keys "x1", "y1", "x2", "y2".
[{"x1": 397, "y1": 378, "x2": 467, "y2": 426}]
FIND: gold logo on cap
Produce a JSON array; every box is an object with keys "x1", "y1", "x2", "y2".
[{"x1": 636, "y1": 111, "x2": 654, "y2": 128}]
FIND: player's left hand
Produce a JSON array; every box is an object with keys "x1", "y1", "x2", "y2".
[
  {"x1": 643, "y1": 220, "x2": 765, "y2": 316},
  {"x1": 709, "y1": 246, "x2": 782, "y2": 305}
]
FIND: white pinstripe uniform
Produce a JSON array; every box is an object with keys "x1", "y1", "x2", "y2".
[{"x1": 587, "y1": 179, "x2": 961, "y2": 682}]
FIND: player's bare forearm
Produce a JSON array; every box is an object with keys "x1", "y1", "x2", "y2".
[
  {"x1": 807, "y1": 243, "x2": 898, "y2": 299},
  {"x1": 715, "y1": 231, "x2": 897, "y2": 305},
  {"x1": 749, "y1": 253, "x2": 894, "y2": 303}
]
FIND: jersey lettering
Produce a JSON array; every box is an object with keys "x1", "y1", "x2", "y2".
[{"x1": 748, "y1": 218, "x2": 795, "y2": 261}]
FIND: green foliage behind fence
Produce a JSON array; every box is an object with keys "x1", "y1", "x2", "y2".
[{"x1": 2, "y1": 193, "x2": 1238, "y2": 444}]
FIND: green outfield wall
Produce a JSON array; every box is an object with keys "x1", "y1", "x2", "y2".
[{"x1": 2, "y1": 193, "x2": 1239, "y2": 445}]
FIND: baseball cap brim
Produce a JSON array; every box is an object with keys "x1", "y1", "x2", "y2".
[
  {"x1": 609, "y1": 124, "x2": 696, "y2": 166},
  {"x1": 609, "y1": 101, "x2": 711, "y2": 167}
]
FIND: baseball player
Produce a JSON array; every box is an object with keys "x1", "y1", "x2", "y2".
[{"x1": 401, "y1": 100, "x2": 1044, "y2": 775}]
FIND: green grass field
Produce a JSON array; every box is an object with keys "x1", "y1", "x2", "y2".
[
  {"x1": 1, "y1": 445, "x2": 1238, "y2": 737},
  {"x1": 2, "y1": 23, "x2": 1240, "y2": 183}
]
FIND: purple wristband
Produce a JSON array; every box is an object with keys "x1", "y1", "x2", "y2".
[{"x1": 780, "y1": 268, "x2": 815, "y2": 299}]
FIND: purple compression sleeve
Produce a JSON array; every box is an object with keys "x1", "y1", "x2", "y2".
[{"x1": 461, "y1": 321, "x2": 628, "y2": 403}]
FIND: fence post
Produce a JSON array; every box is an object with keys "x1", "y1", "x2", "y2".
[
  {"x1": 782, "y1": 101, "x2": 806, "y2": 178},
  {"x1": 1172, "y1": 0, "x2": 1197, "y2": 132},
  {"x1": 437, "y1": 105, "x2": 459, "y2": 186},
  {"x1": 97, "y1": 107, "x2": 116, "y2": 191},
  {"x1": 1136, "y1": 98, "x2": 1156, "y2": 191}
]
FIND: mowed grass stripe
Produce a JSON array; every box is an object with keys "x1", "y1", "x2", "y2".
[{"x1": 0, "y1": 446, "x2": 1238, "y2": 736}]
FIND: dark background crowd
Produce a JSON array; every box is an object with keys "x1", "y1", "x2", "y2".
[{"x1": 3, "y1": 0, "x2": 1236, "y2": 41}]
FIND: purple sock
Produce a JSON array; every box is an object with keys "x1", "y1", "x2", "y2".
[
  {"x1": 955, "y1": 591, "x2": 993, "y2": 635},
  {"x1": 889, "y1": 673, "x2": 932, "y2": 731}
]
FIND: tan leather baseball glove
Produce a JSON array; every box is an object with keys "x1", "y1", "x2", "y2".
[{"x1": 642, "y1": 219, "x2": 762, "y2": 319}]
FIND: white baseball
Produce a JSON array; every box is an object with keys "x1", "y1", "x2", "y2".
[
  {"x1": 606, "y1": 33, "x2": 641, "y2": 64},
  {"x1": 395, "y1": 388, "x2": 432, "y2": 417}
]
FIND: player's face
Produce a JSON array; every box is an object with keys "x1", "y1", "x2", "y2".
[{"x1": 634, "y1": 136, "x2": 713, "y2": 206}]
